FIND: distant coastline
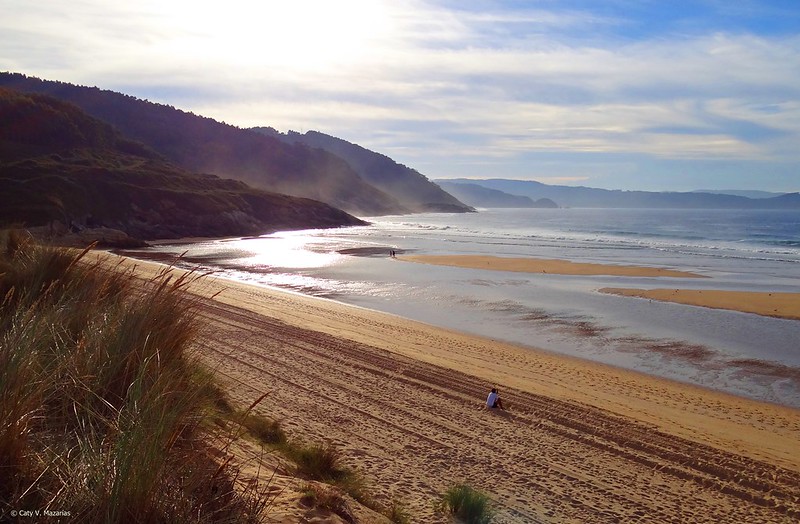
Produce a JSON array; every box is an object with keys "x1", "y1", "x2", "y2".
[{"x1": 437, "y1": 178, "x2": 800, "y2": 209}]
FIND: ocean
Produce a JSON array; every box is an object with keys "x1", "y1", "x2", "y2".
[{"x1": 127, "y1": 208, "x2": 800, "y2": 407}]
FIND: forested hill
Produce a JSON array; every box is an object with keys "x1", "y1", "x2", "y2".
[
  {"x1": 0, "y1": 73, "x2": 406, "y2": 215},
  {"x1": 256, "y1": 128, "x2": 473, "y2": 213},
  {"x1": 0, "y1": 88, "x2": 366, "y2": 242}
]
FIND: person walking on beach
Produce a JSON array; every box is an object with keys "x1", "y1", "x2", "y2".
[{"x1": 486, "y1": 387, "x2": 505, "y2": 410}]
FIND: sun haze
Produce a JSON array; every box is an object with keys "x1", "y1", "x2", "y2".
[
  {"x1": 2, "y1": 0, "x2": 799, "y2": 191},
  {"x1": 149, "y1": 0, "x2": 393, "y2": 70}
]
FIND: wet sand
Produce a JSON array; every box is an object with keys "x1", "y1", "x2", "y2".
[
  {"x1": 106, "y1": 254, "x2": 800, "y2": 523},
  {"x1": 400, "y1": 254, "x2": 707, "y2": 278},
  {"x1": 601, "y1": 288, "x2": 800, "y2": 321}
]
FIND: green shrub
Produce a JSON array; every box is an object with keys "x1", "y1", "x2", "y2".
[
  {"x1": 300, "y1": 483, "x2": 343, "y2": 510},
  {"x1": 281, "y1": 439, "x2": 378, "y2": 508},
  {"x1": 288, "y1": 442, "x2": 348, "y2": 482},
  {"x1": 436, "y1": 483, "x2": 495, "y2": 524},
  {"x1": 387, "y1": 499, "x2": 412, "y2": 524},
  {"x1": 243, "y1": 414, "x2": 287, "y2": 446}
]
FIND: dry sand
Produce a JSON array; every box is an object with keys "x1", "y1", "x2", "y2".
[
  {"x1": 400, "y1": 254, "x2": 708, "y2": 278},
  {"x1": 601, "y1": 288, "x2": 800, "y2": 321},
  {"x1": 109, "y1": 254, "x2": 800, "y2": 523}
]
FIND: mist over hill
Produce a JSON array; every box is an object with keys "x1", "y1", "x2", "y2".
[
  {"x1": 691, "y1": 189, "x2": 787, "y2": 199},
  {"x1": 439, "y1": 178, "x2": 800, "y2": 209},
  {"x1": 6, "y1": 72, "x2": 792, "y2": 227},
  {"x1": 256, "y1": 128, "x2": 473, "y2": 213},
  {"x1": 436, "y1": 180, "x2": 557, "y2": 208},
  {"x1": 0, "y1": 73, "x2": 412, "y2": 216},
  {"x1": 0, "y1": 87, "x2": 366, "y2": 242}
]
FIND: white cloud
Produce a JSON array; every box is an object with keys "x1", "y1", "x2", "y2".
[{"x1": 1, "y1": 0, "x2": 799, "y2": 189}]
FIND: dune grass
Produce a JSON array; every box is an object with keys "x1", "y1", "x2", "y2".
[
  {"x1": 242, "y1": 413, "x2": 287, "y2": 447},
  {"x1": 229, "y1": 399, "x2": 399, "y2": 519},
  {"x1": 286, "y1": 442, "x2": 349, "y2": 482},
  {"x1": 436, "y1": 483, "x2": 495, "y2": 524},
  {"x1": 0, "y1": 230, "x2": 269, "y2": 522},
  {"x1": 0, "y1": 230, "x2": 419, "y2": 522},
  {"x1": 386, "y1": 499, "x2": 412, "y2": 524}
]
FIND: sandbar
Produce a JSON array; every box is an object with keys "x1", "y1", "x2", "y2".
[
  {"x1": 400, "y1": 254, "x2": 707, "y2": 278},
  {"x1": 100, "y1": 253, "x2": 800, "y2": 522},
  {"x1": 601, "y1": 288, "x2": 800, "y2": 321}
]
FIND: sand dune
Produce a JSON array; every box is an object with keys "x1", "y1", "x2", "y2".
[
  {"x1": 400, "y1": 254, "x2": 707, "y2": 278},
  {"x1": 601, "y1": 287, "x2": 800, "y2": 321},
  {"x1": 112, "y1": 255, "x2": 800, "y2": 523}
]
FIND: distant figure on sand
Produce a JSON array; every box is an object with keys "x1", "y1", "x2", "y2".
[{"x1": 486, "y1": 387, "x2": 505, "y2": 410}]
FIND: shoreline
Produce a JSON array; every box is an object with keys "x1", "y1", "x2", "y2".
[
  {"x1": 601, "y1": 287, "x2": 800, "y2": 321},
  {"x1": 103, "y1": 252, "x2": 800, "y2": 522},
  {"x1": 400, "y1": 254, "x2": 708, "y2": 278},
  {"x1": 400, "y1": 253, "x2": 800, "y2": 321}
]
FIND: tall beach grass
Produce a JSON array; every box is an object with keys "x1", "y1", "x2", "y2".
[
  {"x1": 436, "y1": 483, "x2": 495, "y2": 524},
  {"x1": 0, "y1": 230, "x2": 265, "y2": 522}
]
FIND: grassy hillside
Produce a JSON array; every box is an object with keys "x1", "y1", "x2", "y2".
[
  {"x1": 0, "y1": 88, "x2": 366, "y2": 241},
  {"x1": 0, "y1": 73, "x2": 405, "y2": 216},
  {"x1": 0, "y1": 234, "x2": 260, "y2": 522}
]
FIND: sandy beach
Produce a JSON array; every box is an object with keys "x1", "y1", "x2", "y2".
[
  {"x1": 400, "y1": 254, "x2": 800, "y2": 322},
  {"x1": 601, "y1": 288, "x2": 800, "y2": 321},
  {"x1": 110, "y1": 254, "x2": 800, "y2": 523},
  {"x1": 400, "y1": 254, "x2": 708, "y2": 278}
]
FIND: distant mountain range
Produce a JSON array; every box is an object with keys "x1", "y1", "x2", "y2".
[
  {"x1": 0, "y1": 87, "x2": 366, "y2": 243},
  {"x1": 3, "y1": 72, "x2": 794, "y2": 247},
  {"x1": 691, "y1": 189, "x2": 787, "y2": 199},
  {"x1": 438, "y1": 179, "x2": 800, "y2": 209},
  {"x1": 0, "y1": 73, "x2": 471, "y2": 216}
]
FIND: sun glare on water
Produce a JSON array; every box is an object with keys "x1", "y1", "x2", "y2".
[
  {"x1": 227, "y1": 234, "x2": 343, "y2": 269},
  {"x1": 158, "y1": 0, "x2": 393, "y2": 70}
]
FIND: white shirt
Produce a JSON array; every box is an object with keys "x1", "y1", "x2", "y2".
[{"x1": 486, "y1": 391, "x2": 498, "y2": 407}]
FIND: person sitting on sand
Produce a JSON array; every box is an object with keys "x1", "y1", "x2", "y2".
[{"x1": 486, "y1": 387, "x2": 505, "y2": 410}]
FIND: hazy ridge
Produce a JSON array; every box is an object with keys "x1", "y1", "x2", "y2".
[
  {"x1": 0, "y1": 73, "x2": 469, "y2": 216},
  {"x1": 439, "y1": 178, "x2": 800, "y2": 209},
  {"x1": 257, "y1": 128, "x2": 473, "y2": 213},
  {"x1": 0, "y1": 87, "x2": 366, "y2": 242},
  {"x1": 436, "y1": 180, "x2": 558, "y2": 208}
]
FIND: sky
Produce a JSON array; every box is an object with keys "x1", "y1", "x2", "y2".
[{"x1": 2, "y1": 0, "x2": 799, "y2": 192}]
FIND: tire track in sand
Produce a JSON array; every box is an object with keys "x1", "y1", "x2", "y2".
[{"x1": 193, "y1": 294, "x2": 800, "y2": 523}]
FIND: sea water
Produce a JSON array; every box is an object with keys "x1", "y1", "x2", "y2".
[{"x1": 130, "y1": 208, "x2": 800, "y2": 407}]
